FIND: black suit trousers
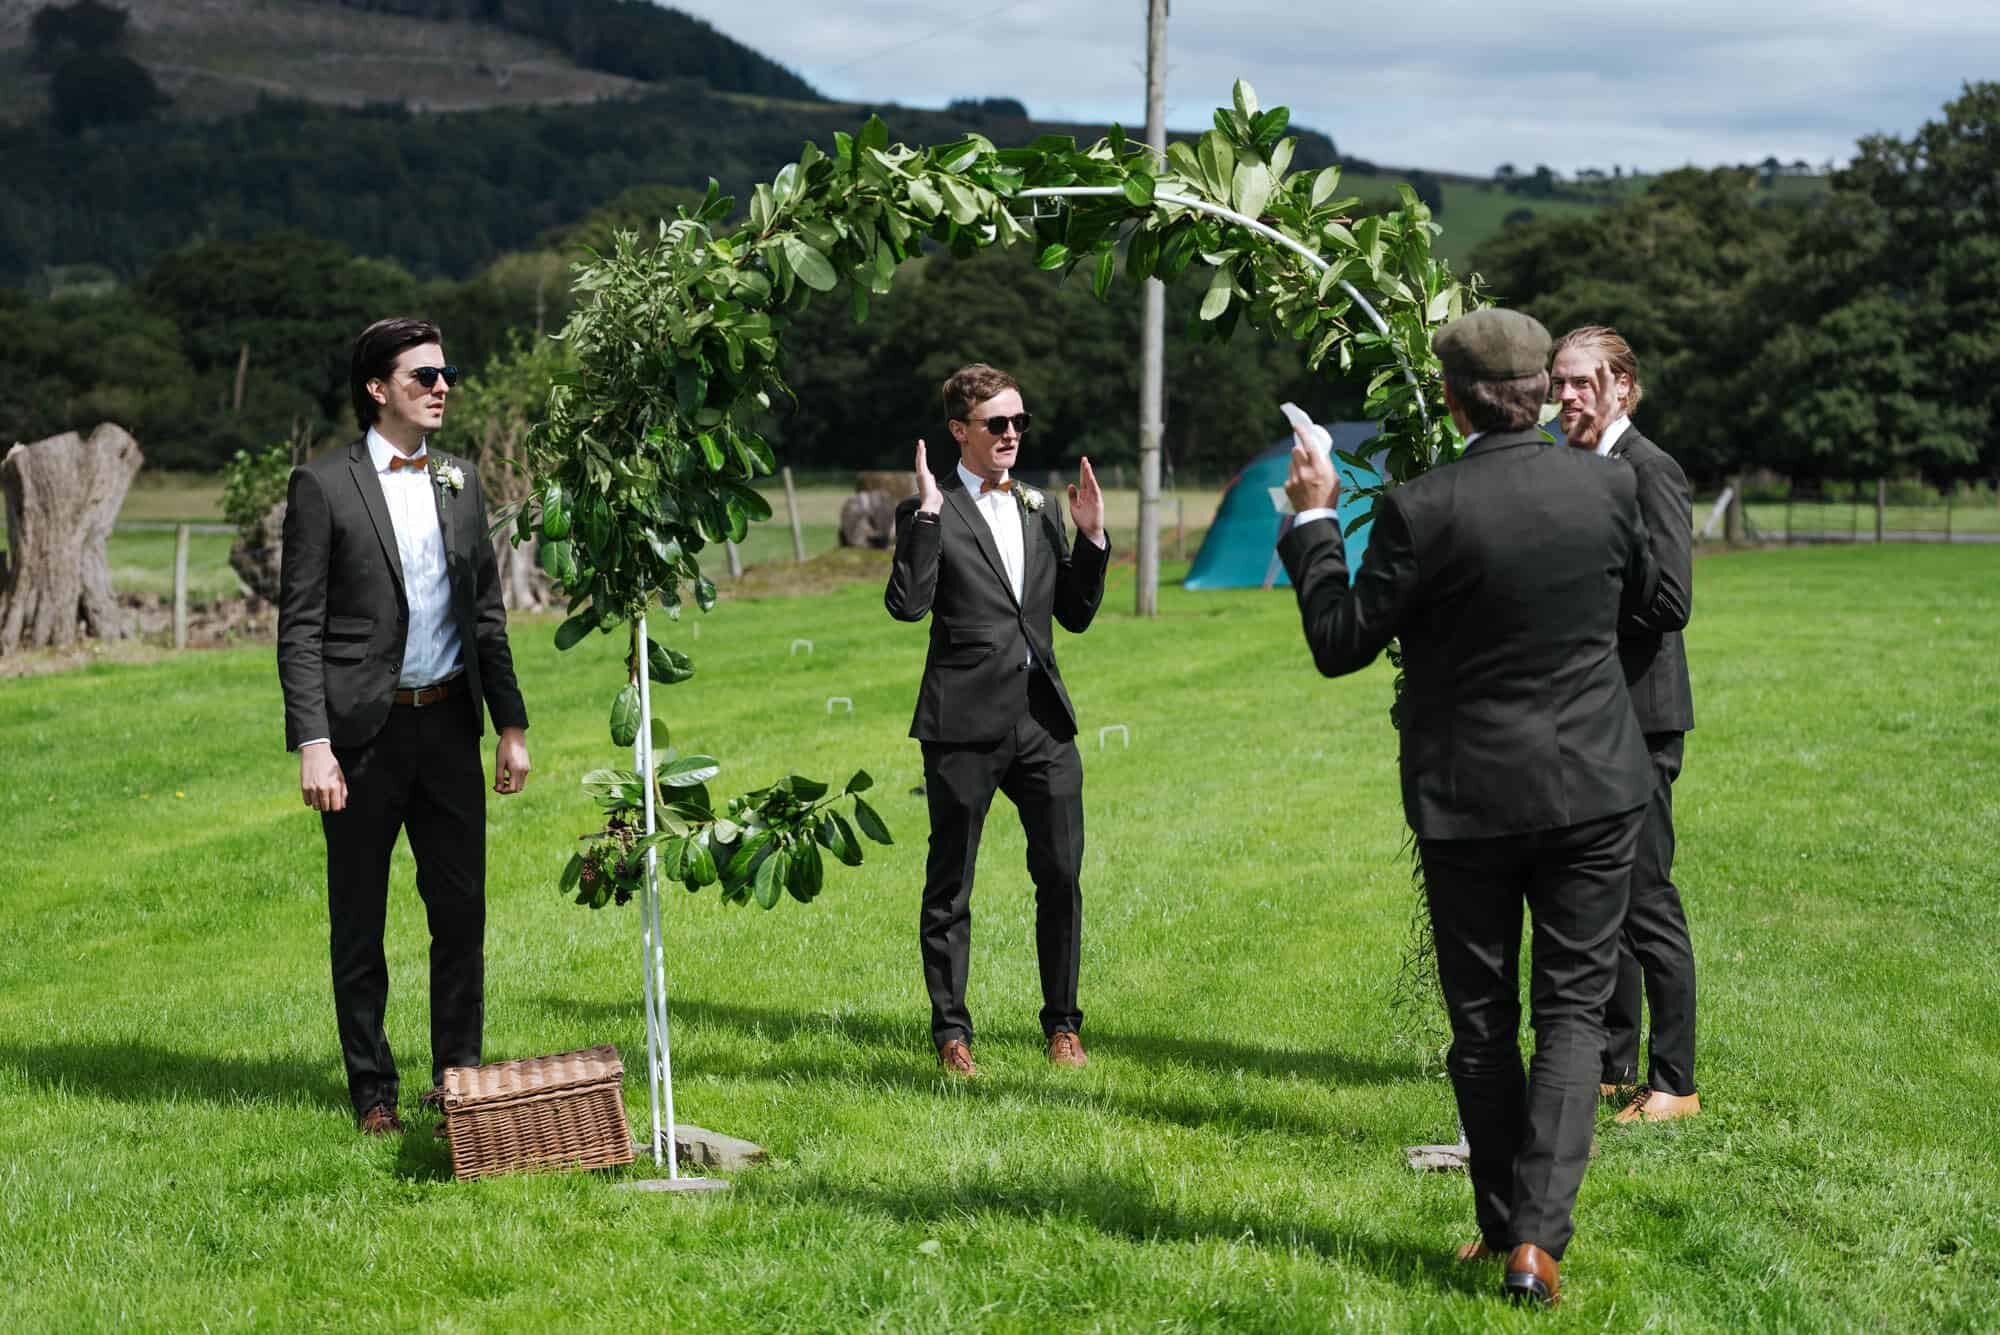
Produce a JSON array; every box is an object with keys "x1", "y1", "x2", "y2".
[
  {"x1": 1601, "y1": 732, "x2": 1697, "y2": 1095},
  {"x1": 918, "y1": 670, "x2": 1084, "y2": 1047},
  {"x1": 322, "y1": 689, "x2": 487, "y2": 1114},
  {"x1": 1420, "y1": 806, "x2": 1643, "y2": 1260}
]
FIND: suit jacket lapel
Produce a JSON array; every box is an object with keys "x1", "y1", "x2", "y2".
[
  {"x1": 348, "y1": 439, "x2": 407, "y2": 598},
  {"x1": 943, "y1": 474, "x2": 1020, "y2": 609}
]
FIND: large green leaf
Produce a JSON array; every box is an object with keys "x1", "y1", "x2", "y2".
[
  {"x1": 608, "y1": 682, "x2": 641, "y2": 747},
  {"x1": 1199, "y1": 263, "x2": 1233, "y2": 321},
  {"x1": 647, "y1": 638, "x2": 694, "y2": 685},
  {"x1": 540, "y1": 482, "x2": 571, "y2": 540},
  {"x1": 844, "y1": 770, "x2": 874, "y2": 794},
  {"x1": 788, "y1": 839, "x2": 824, "y2": 903},
  {"x1": 782, "y1": 235, "x2": 838, "y2": 292},
  {"x1": 818, "y1": 812, "x2": 862, "y2": 867},
  {"x1": 553, "y1": 609, "x2": 597, "y2": 651},
  {"x1": 1121, "y1": 172, "x2": 1155, "y2": 207},
  {"x1": 785, "y1": 775, "x2": 830, "y2": 802},
  {"x1": 852, "y1": 795, "x2": 893, "y2": 845},
  {"x1": 753, "y1": 847, "x2": 788, "y2": 909},
  {"x1": 658, "y1": 754, "x2": 722, "y2": 787}
]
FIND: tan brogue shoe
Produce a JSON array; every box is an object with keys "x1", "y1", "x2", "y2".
[
  {"x1": 1503, "y1": 1243, "x2": 1560, "y2": 1306},
  {"x1": 1047, "y1": 1031, "x2": 1088, "y2": 1069},
  {"x1": 1613, "y1": 1086, "x2": 1701, "y2": 1125},
  {"x1": 1456, "y1": 1239, "x2": 1500, "y2": 1262},
  {"x1": 357, "y1": 1103, "x2": 405, "y2": 1136},
  {"x1": 937, "y1": 1039, "x2": 978, "y2": 1078}
]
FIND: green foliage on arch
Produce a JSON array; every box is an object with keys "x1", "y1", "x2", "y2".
[{"x1": 524, "y1": 81, "x2": 1481, "y2": 913}]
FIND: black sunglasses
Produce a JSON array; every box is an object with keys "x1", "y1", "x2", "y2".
[
  {"x1": 407, "y1": 365, "x2": 459, "y2": 389},
  {"x1": 957, "y1": 412, "x2": 1032, "y2": 436}
]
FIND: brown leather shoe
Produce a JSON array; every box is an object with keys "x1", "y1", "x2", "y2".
[
  {"x1": 418, "y1": 1086, "x2": 446, "y2": 1112},
  {"x1": 1599, "y1": 1081, "x2": 1637, "y2": 1103},
  {"x1": 937, "y1": 1039, "x2": 978, "y2": 1078},
  {"x1": 1503, "y1": 1243, "x2": 1560, "y2": 1306},
  {"x1": 1456, "y1": 1239, "x2": 1500, "y2": 1262},
  {"x1": 1614, "y1": 1086, "x2": 1701, "y2": 1125},
  {"x1": 1047, "y1": 1031, "x2": 1087, "y2": 1069},
  {"x1": 358, "y1": 1103, "x2": 404, "y2": 1136}
]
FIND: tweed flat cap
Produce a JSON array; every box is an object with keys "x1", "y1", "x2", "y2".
[{"x1": 1433, "y1": 308, "x2": 1551, "y2": 380}]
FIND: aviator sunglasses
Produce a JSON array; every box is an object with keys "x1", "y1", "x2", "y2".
[
  {"x1": 407, "y1": 365, "x2": 460, "y2": 390},
  {"x1": 957, "y1": 411, "x2": 1033, "y2": 436}
]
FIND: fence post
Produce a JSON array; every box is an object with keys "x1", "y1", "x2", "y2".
[
  {"x1": 1725, "y1": 480, "x2": 1742, "y2": 544},
  {"x1": 724, "y1": 538, "x2": 743, "y2": 579},
  {"x1": 1784, "y1": 491, "x2": 1793, "y2": 545},
  {"x1": 1875, "y1": 478, "x2": 1885, "y2": 543},
  {"x1": 1945, "y1": 483, "x2": 1954, "y2": 543},
  {"x1": 172, "y1": 523, "x2": 190, "y2": 650},
  {"x1": 781, "y1": 465, "x2": 806, "y2": 564}
]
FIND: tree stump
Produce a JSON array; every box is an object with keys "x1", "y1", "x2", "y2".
[
  {"x1": 0, "y1": 423, "x2": 143, "y2": 654},
  {"x1": 838, "y1": 491, "x2": 897, "y2": 548},
  {"x1": 228, "y1": 499, "x2": 286, "y2": 604}
]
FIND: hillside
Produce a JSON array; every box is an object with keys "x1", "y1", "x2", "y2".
[
  {"x1": 0, "y1": 0, "x2": 1826, "y2": 282},
  {"x1": 0, "y1": 0, "x2": 650, "y2": 121}
]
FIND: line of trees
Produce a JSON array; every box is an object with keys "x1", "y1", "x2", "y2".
[{"x1": 1469, "y1": 82, "x2": 2000, "y2": 489}]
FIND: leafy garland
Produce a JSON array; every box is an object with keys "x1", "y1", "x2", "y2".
[{"x1": 524, "y1": 82, "x2": 1479, "y2": 955}]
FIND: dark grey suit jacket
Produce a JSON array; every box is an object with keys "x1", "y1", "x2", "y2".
[
  {"x1": 1610, "y1": 425, "x2": 1694, "y2": 735},
  {"x1": 1278, "y1": 427, "x2": 1657, "y2": 840},
  {"x1": 277, "y1": 438, "x2": 527, "y2": 751},
  {"x1": 884, "y1": 469, "x2": 1108, "y2": 743}
]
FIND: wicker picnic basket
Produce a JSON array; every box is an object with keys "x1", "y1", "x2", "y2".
[{"x1": 441, "y1": 1044, "x2": 636, "y2": 1182}]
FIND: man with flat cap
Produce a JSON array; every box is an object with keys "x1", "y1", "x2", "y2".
[{"x1": 1278, "y1": 308, "x2": 1657, "y2": 1305}]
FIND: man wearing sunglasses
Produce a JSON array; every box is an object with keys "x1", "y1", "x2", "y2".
[
  {"x1": 885, "y1": 362, "x2": 1109, "y2": 1078},
  {"x1": 277, "y1": 316, "x2": 531, "y2": 1136}
]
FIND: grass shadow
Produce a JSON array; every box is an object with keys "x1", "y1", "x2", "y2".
[
  {"x1": 795, "y1": 1167, "x2": 1493, "y2": 1301},
  {"x1": 532, "y1": 995, "x2": 1412, "y2": 1137},
  {"x1": 0, "y1": 1038, "x2": 348, "y2": 1110}
]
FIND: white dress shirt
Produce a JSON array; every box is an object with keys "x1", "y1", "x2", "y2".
[
  {"x1": 1595, "y1": 415, "x2": 1632, "y2": 456},
  {"x1": 957, "y1": 461, "x2": 1025, "y2": 603},
  {"x1": 367, "y1": 427, "x2": 462, "y2": 688}
]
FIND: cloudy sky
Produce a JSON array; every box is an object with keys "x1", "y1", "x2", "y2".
[{"x1": 662, "y1": 1, "x2": 2000, "y2": 175}]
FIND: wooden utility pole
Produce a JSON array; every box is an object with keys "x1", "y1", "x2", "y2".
[{"x1": 1135, "y1": 0, "x2": 1168, "y2": 616}]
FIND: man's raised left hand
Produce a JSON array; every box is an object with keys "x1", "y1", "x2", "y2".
[{"x1": 1067, "y1": 456, "x2": 1106, "y2": 548}]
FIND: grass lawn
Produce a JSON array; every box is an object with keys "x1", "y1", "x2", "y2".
[{"x1": 2, "y1": 541, "x2": 1996, "y2": 1330}]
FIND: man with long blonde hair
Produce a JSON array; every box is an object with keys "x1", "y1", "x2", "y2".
[{"x1": 1550, "y1": 325, "x2": 1700, "y2": 1127}]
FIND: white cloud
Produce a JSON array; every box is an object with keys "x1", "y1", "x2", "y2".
[{"x1": 662, "y1": 0, "x2": 2000, "y2": 174}]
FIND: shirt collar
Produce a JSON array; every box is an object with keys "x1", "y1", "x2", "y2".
[
  {"x1": 1596, "y1": 416, "x2": 1632, "y2": 456},
  {"x1": 367, "y1": 426, "x2": 428, "y2": 473},
  {"x1": 956, "y1": 460, "x2": 1010, "y2": 498}
]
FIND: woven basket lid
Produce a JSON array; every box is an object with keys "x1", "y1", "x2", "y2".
[{"x1": 441, "y1": 1044, "x2": 624, "y2": 1107}]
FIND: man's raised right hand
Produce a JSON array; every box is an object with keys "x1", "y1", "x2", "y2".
[{"x1": 915, "y1": 439, "x2": 943, "y2": 514}]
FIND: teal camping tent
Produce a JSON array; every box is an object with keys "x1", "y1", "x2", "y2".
[{"x1": 1183, "y1": 422, "x2": 1386, "y2": 590}]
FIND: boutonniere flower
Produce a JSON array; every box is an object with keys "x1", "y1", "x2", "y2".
[
  {"x1": 1016, "y1": 485, "x2": 1045, "y2": 513},
  {"x1": 431, "y1": 458, "x2": 466, "y2": 495}
]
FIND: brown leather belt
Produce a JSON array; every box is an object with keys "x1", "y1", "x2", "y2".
[{"x1": 392, "y1": 674, "x2": 463, "y2": 708}]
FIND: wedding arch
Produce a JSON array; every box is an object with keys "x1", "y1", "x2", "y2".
[{"x1": 522, "y1": 82, "x2": 1476, "y2": 1174}]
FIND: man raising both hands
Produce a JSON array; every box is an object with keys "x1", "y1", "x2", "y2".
[{"x1": 885, "y1": 363, "x2": 1109, "y2": 1078}]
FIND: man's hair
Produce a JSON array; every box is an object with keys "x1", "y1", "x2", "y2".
[
  {"x1": 1446, "y1": 371, "x2": 1550, "y2": 434},
  {"x1": 941, "y1": 363, "x2": 1019, "y2": 421},
  {"x1": 349, "y1": 317, "x2": 443, "y2": 429},
  {"x1": 1551, "y1": 324, "x2": 1644, "y2": 415}
]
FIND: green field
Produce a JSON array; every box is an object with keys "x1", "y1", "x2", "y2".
[{"x1": 2, "y1": 544, "x2": 1995, "y2": 1329}]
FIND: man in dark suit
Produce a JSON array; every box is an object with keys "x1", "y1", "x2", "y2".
[
  {"x1": 1278, "y1": 309, "x2": 1657, "y2": 1305},
  {"x1": 885, "y1": 363, "x2": 1108, "y2": 1077},
  {"x1": 278, "y1": 317, "x2": 531, "y2": 1136},
  {"x1": 1552, "y1": 326, "x2": 1699, "y2": 1125}
]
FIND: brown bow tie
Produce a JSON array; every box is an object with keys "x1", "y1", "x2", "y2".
[
  {"x1": 387, "y1": 453, "x2": 429, "y2": 472},
  {"x1": 979, "y1": 478, "x2": 1015, "y2": 495}
]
